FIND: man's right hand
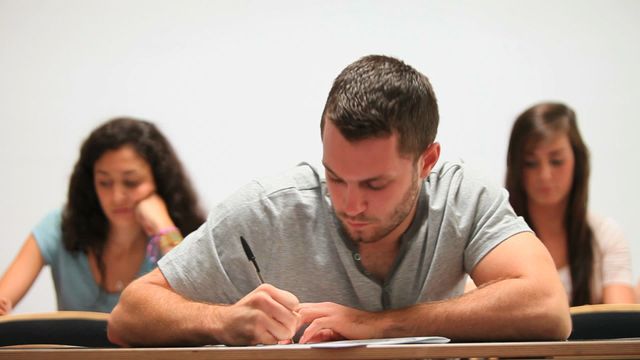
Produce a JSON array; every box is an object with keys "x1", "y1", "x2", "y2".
[
  {"x1": 109, "y1": 269, "x2": 301, "y2": 346},
  {"x1": 214, "y1": 283, "x2": 301, "y2": 345}
]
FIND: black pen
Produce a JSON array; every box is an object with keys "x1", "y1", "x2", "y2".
[
  {"x1": 240, "y1": 235, "x2": 296, "y2": 344},
  {"x1": 240, "y1": 236, "x2": 265, "y2": 284}
]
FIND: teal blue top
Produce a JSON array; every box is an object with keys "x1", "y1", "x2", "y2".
[{"x1": 33, "y1": 209, "x2": 155, "y2": 312}]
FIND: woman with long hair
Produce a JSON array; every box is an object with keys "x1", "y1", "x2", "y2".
[
  {"x1": 0, "y1": 117, "x2": 205, "y2": 314},
  {"x1": 506, "y1": 102, "x2": 635, "y2": 305}
]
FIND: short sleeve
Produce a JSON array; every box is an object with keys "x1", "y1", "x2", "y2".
[
  {"x1": 32, "y1": 209, "x2": 64, "y2": 266},
  {"x1": 158, "y1": 180, "x2": 266, "y2": 304},
  {"x1": 454, "y1": 168, "x2": 532, "y2": 273}
]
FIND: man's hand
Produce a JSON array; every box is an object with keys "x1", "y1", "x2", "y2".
[
  {"x1": 297, "y1": 302, "x2": 377, "y2": 343},
  {"x1": 215, "y1": 284, "x2": 301, "y2": 345}
]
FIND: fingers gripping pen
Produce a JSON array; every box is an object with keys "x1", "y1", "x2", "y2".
[{"x1": 239, "y1": 236, "x2": 296, "y2": 343}]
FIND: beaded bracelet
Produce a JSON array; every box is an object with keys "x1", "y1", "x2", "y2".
[{"x1": 146, "y1": 226, "x2": 182, "y2": 264}]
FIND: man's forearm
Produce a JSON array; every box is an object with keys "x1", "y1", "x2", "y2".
[
  {"x1": 380, "y1": 277, "x2": 571, "y2": 341},
  {"x1": 108, "y1": 279, "x2": 219, "y2": 346}
]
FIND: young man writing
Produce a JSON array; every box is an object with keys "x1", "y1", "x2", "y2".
[{"x1": 108, "y1": 55, "x2": 571, "y2": 346}]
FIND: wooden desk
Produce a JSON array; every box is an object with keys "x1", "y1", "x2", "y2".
[{"x1": 1, "y1": 340, "x2": 640, "y2": 360}]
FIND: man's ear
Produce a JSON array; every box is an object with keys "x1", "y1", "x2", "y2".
[{"x1": 419, "y1": 142, "x2": 441, "y2": 178}]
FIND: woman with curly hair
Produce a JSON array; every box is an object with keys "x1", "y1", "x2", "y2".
[
  {"x1": 0, "y1": 117, "x2": 205, "y2": 314},
  {"x1": 506, "y1": 102, "x2": 635, "y2": 305}
]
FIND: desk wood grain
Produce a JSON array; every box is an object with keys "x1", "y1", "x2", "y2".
[{"x1": 1, "y1": 340, "x2": 640, "y2": 360}]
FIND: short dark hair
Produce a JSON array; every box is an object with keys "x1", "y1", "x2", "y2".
[
  {"x1": 320, "y1": 55, "x2": 439, "y2": 159},
  {"x1": 62, "y1": 117, "x2": 205, "y2": 256},
  {"x1": 505, "y1": 102, "x2": 593, "y2": 305}
]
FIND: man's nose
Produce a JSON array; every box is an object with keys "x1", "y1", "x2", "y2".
[{"x1": 343, "y1": 185, "x2": 366, "y2": 216}]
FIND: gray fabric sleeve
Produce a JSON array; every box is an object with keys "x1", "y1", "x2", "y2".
[
  {"x1": 157, "y1": 166, "x2": 322, "y2": 305},
  {"x1": 157, "y1": 181, "x2": 266, "y2": 304},
  {"x1": 456, "y1": 169, "x2": 532, "y2": 273}
]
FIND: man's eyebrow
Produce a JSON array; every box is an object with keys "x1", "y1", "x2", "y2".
[
  {"x1": 322, "y1": 162, "x2": 388, "y2": 183},
  {"x1": 322, "y1": 162, "x2": 338, "y2": 177}
]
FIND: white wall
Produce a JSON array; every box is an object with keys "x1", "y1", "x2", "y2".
[{"x1": 1, "y1": 0, "x2": 638, "y2": 313}]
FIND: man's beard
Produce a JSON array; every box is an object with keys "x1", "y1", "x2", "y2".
[{"x1": 337, "y1": 169, "x2": 421, "y2": 244}]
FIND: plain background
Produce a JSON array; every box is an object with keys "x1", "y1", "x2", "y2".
[{"x1": 1, "y1": 0, "x2": 638, "y2": 313}]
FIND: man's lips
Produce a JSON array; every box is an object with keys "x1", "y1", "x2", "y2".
[{"x1": 343, "y1": 218, "x2": 371, "y2": 228}]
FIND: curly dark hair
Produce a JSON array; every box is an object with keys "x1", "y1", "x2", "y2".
[
  {"x1": 506, "y1": 102, "x2": 593, "y2": 305},
  {"x1": 62, "y1": 117, "x2": 205, "y2": 277},
  {"x1": 320, "y1": 55, "x2": 439, "y2": 159}
]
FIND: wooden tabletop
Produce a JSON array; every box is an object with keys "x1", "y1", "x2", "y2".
[{"x1": 1, "y1": 339, "x2": 640, "y2": 360}]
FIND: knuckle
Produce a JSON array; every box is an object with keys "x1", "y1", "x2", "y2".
[
  {"x1": 244, "y1": 309, "x2": 265, "y2": 323},
  {"x1": 256, "y1": 283, "x2": 274, "y2": 292},
  {"x1": 251, "y1": 292, "x2": 270, "y2": 307}
]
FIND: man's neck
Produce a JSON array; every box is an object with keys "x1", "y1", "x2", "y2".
[{"x1": 357, "y1": 197, "x2": 419, "y2": 283}]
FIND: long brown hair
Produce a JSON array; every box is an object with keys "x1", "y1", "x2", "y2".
[
  {"x1": 505, "y1": 102, "x2": 593, "y2": 305},
  {"x1": 62, "y1": 117, "x2": 205, "y2": 289}
]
